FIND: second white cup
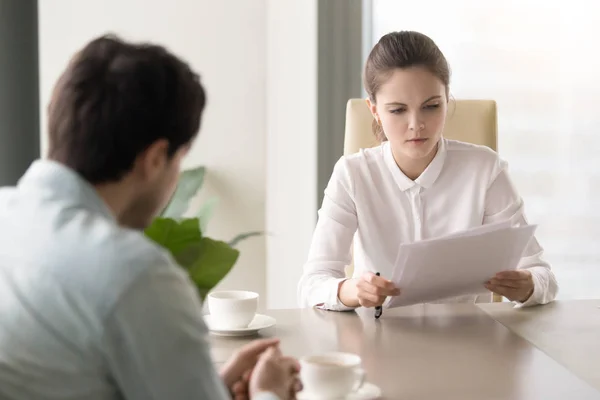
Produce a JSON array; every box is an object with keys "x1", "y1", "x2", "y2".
[{"x1": 300, "y1": 352, "x2": 365, "y2": 398}]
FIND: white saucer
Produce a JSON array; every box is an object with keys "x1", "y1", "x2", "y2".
[
  {"x1": 296, "y1": 382, "x2": 382, "y2": 400},
  {"x1": 205, "y1": 314, "x2": 276, "y2": 337}
]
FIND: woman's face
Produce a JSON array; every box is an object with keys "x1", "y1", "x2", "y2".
[{"x1": 368, "y1": 66, "x2": 448, "y2": 164}]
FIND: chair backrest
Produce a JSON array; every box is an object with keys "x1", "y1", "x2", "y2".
[
  {"x1": 344, "y1": 98, "x2": 497, "y2": 155},
  {"x1": 343, "y1": 98, "x2": 501, "y2": 302}
]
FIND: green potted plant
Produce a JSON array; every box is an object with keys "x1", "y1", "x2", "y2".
[{"x1": 144, "y1": 166, "x2": 261, "y2": 300}]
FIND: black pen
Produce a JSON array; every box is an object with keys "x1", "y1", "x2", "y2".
[{"x1": 375, "y1": 272, "x2": 383, "y2": 319}]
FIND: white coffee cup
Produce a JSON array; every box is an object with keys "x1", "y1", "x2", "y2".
[
  {"x1": 300, "y1": 352, "x2": 365, "y2": 397},
  {"x1": 207, "y1": 290, "x2": 258, "y2": 329}
]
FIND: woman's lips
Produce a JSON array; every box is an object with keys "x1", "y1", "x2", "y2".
[{"x1": 406, "y1": 138, "x2": 428, "y2": 144}]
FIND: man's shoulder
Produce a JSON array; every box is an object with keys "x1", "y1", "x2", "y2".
[
  {"x1": 101, "y1": 223, "x2": 174, "y2": 272},
  {"x1": 69, "y1": 217, "x2": 180, "y2": 309},
  {"x1": 0, "y1": 186, "x2": 186, "y2": 317},
  {"x1": 33, "y1": 207, "x2": 181, "y2": 317}
]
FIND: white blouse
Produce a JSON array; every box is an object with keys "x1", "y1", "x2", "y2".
[{"x1": 297, "y1": 138, "x2": 558, "y2": 311}]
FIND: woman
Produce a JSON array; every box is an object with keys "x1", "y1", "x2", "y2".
[{"x1": 297, "y1": 31, "x2": 558, "y2": 311}]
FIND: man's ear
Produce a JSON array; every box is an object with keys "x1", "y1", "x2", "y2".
[
  {"x1": 366, "y1": 98, "x2": 379, "y2": 124},
  {"x1": 134, "y1": 139, "x2": 170, "y2": 180}
]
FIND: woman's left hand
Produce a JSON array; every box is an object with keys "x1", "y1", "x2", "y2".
[{"x1": 485, "y1": 270, "x2": 534, "y2": 303}]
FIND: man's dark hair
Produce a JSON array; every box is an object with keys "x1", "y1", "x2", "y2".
[{"x1": 47, "y1": 34, "x2": 206, "y2": 184}]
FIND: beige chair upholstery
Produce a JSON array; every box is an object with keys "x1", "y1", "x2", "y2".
[{"x1": 343, "y1": 98, "x2": 502, "y2": 302}]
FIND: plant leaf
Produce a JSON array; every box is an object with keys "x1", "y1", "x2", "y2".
[
  {"x1": 173, "y1": 242, "x2": 202, "y2": 266},
  {"x1": 186, "y1": 237, "x2": 240, "y2": 301},
  {"x1": 144, "y1": 216, "x2": 239, "y2": 302},
  {"x1": 197, "y1": 196, "x2": 219, "y2": 233},
  {"x1": 144, "y1": 217, "x2": 202, "y2": 256},
  {"x1": 161, "y1": 166, "x2": 206, "y2": 218},
  {"x1": 228, "y1": 231, "x2": 263, "y2": 248}
]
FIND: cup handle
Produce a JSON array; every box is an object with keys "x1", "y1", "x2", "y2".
[{"x1": 352, "y1": 368, "x2": 366, "y2": 392}]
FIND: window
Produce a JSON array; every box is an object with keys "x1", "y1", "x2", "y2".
[{"x1": 372, "y1": 0, "x2": 600, "y2": 299}]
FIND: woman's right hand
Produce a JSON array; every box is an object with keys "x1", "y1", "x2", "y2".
[{"x1": 338, "y1": 272, "x2": 401, "y2": 308}]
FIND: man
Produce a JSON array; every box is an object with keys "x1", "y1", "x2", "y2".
[{"x1": 0, "y1": 35, "x2": 298, "y2": 400}]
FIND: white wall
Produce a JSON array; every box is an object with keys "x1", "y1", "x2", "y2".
[
  {"x1": 266, "y1": 0, "x2": 318, "y2": 309},
  {"x1": 39, "y1": 0, "x2": 269, "y2": 307},
  {"x1": 39, "y1": 0, "x2": 320, "y2": 309}
]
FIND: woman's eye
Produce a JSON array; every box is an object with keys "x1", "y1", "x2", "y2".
[
  {"x1": 389, "y1": 108, "x2": 406, "y2": 114},
  {"x1": 424, "y1": 103, "x2": 440, "y2": 110}
]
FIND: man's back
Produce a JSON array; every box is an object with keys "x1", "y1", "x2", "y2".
[{"x1": 0, "y1": 160, "x2": 229, "y2": 399}]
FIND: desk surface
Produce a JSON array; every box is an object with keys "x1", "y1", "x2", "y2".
[
  {"x1": 210, "y1": 303, "x2": 600, "y2": 399},
  {"x1": 480, "y1": 299, "x2": 600, "y2": 392}
]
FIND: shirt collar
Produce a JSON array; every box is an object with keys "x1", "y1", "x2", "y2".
[
  {"x1": 383, "y1": 138, "x2": 447, "y2": 192},
  {"x1": 18, "y1": 159, "x2": 115, "y2": 221}
]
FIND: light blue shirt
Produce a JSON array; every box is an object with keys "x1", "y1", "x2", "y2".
[{"x1": 0, "y1": 160, "x2": 278, "y2": 400}]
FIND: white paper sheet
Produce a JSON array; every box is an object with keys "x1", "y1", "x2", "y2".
[
  {"x1": 386, "y1": 223, "x2": 537, "y2": 308},
  {"x1": 390, "y1": 221, "x2": 514, "y2": 285}
]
